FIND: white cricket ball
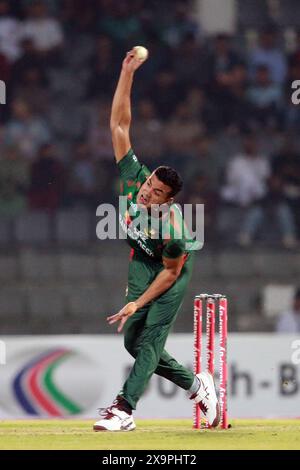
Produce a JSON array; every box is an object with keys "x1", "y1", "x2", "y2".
[{"x1": 133, "y1": 46, "x2": 148, "y2": 61}]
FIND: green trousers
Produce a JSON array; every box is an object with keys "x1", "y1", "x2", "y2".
[{"x1": 121, "y1": 252, "x2": 195, "y2": 410}]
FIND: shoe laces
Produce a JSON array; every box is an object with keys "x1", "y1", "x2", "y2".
[
  {"x1": 190, "y1": 379, "x2": 210, "y2": 403},
  {"x1": 97, "y1": 398, "x2": 120, "y2": 418},
  {"x1": 97, "y1": 407, "x2": 116, "y2": 419},
  {"x1": 198, "y1": 383, "x2": 210, "y2": 415},
  {"x1": 203, "y1": 384, "x2": 209, "y2": 400}
]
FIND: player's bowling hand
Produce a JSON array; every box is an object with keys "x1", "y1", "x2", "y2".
[
  {"x1": 107, "y1": 302, "x2": 138, "y2": 333},
  {"x1": 122, "y1": 50, "x2": 146, "y2": 73}
]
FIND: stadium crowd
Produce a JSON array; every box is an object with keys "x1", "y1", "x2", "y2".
[{"x1": 0, "y1": 0, "x2": 300, "y2": 247}]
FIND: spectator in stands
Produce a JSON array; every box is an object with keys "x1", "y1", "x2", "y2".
[
  {"x1": 272, "y1": 137, "x2": 300, "y2": 234},
  {"x1": 238, "y1": 174, "x2": 298, "y2": 248},
  {"x1": 97, "y1": 0, "x2": 144, "y2": 48},
  {"x1": 276, "y1": 288, "x2": 300, "y2": 333},
  {"x1": 183, "y1": 87, "x2": 219, "y2": 133},
  {"x1": 0, "y1": 49, "x2": 10, "y2": 96},
  {"x1": 220, "y1": 133, "x2": 295, "y2": 246},
  {"x1": 221, "y1": 133, "x2": 270, "y2": 208},
  {"x1": 0, "y1": 145, "x2": 29, "y2": 217},
  {"x1": 208, "y1": 33, "x2": 241, "y2": 85},
  {"x1": 163, "y1": 100, "x2": 204, "y2": 173},
  {"x1": 184, "y1": 87, "x2": 207, "y2": 121},
  {"x1": 12, "y1": 66, "x2": 49, "y2": 116},
  {"x1": 61, "y1": 0, "x2": 97, "y2": 34},
  {"x1": 0, "y1": 0, "x2": 22, "y2": 63},
  {"x1": 171, "y1": 32, "x2": 209, "y2": 89},
  {"x1": 87, "y1": 35, "x2": 118, "y2": 99},
  {"x1": 207, "y1": 35, "x2": 250, "y2": 130},
  {"x1": 67, "y1": 140, "x2": 98, "y2": 209},
  {"x1": 147, "y1": 68, "x2": 183, "y2": 120},
  {"x1": 88, "y1": 99, "x2": 113, "y2": 161},
  {"x1": 288, "y1": 30, "x2": 300, "y2": 68},
  {"x1": 184, "y1": 172, "x2": 218, "y2": 242},
  {"x1": 134, "y1": 35, "x2": 173, "y2": 94},
  {"x1": 22, "y1": 0, "x2": 64, "y2": 65},
  {"x1": 3, "y1": 99, "x2": 51, "y2": 159},
  {"x1": 163, "y1": 0, "x2": 200, "y2": 47},
  {"x1": 247, "y1": 64, "x2": 283, "y2": 128},
  {"x1": 11, "y1": 37, "x2": 45, "y2": 83},
  {"x1": 211, "y1": 62, "x2": 252, "y2": 131},
  {"x1": 28, "y1": 143, "x2": 65, "y2": 211},
  {"x1": 185, "y1": 135, "x2": 221, "y2": 186},
  {"x1": 87, "y1": 98, "x2": 115, "y2": 198},
  {"x1": 165, "y1": 97, "x2": 204, "y2": 146},
  {"x1": 248, "y1": 26, "x2": 287, "y2": 84},
  {"x1": 41, "y1": 0, "x2": 62, "y2": 16},
  {"x1": 131, "y1": 98, "x2": 163, "y2": 165},
  {"x1": 285, "y1": 47, "x2": 300, "y2": 129}
]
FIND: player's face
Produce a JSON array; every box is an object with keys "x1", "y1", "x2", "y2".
[{"x1": 137, "y1": 173, "x2": 173, "y2": 208}]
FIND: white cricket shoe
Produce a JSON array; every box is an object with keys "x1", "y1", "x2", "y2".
[
  {"x1": 190, "y1": 371, "x2": 220, "y2": 427},
  {"x1": 93, "y1": 401, "x2": 136, "y2": 432}
]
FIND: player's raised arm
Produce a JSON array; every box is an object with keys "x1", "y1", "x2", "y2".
[{"x1": 110, "y1": 47, "x2": 148, "y2": 162}]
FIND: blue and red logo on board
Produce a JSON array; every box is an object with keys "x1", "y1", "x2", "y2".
[{"x1": 11, "y1": 348, "x2": 99, "y2": 417}]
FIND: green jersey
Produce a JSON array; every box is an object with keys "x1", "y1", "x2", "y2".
[{"x1": 118, "y1": 149, "x2": 195, "y2": 263}]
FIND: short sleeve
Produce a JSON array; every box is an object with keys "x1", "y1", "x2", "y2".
[
  {"x1": 117, "y1": 149, "x2": 151, "y2": 196},
  {"x1": 117, "y1": 149, "x2": 143, "y2": 180}
]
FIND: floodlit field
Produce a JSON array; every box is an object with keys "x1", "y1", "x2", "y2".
[{"x1": 0, "y1": 419, "x2": 300, "y2": 450}]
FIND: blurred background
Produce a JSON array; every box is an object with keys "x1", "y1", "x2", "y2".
[{"x1": 0, "y1": 0, "x2": 300, "y2": 337}]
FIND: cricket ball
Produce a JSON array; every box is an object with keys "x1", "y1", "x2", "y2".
[{"x1": 133, "y1": 46, "x2": 148, "y2": 61}]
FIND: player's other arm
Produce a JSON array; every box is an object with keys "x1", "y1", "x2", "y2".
[
  {"x1": 110, "y1": 49, "x2": 147, "y2": 162},
  {"x1": 134, "y1": 255, "x2": 185, "y2": 309},
  {"x1": 107, "y1": 255, "x2": 185, "y2": 332}
]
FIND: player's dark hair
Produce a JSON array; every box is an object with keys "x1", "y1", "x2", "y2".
[{"x1": 154, "y1": 166, "x2": 183, "y2": 197}]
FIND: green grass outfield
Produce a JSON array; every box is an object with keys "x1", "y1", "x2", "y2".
[{"x1": 0, "y1": 419, "x2": 300, "y2": 450}]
